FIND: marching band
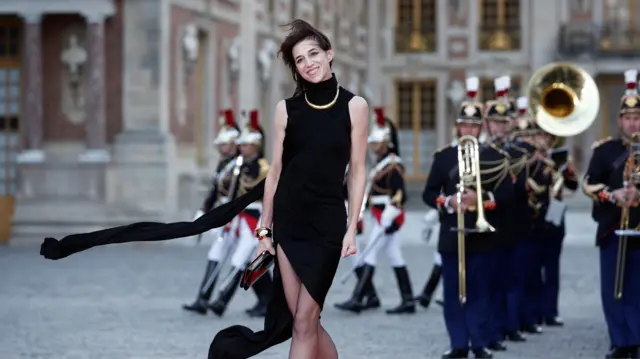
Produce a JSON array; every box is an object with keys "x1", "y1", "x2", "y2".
[{"x1": 184, "y1": 65, "x2": 640, "y2": 359}]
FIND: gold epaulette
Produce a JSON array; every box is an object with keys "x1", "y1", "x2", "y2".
[
  {"x1": 591, "y1": 136, "x2": 613, "y2": 150},
  {"x1": 257, "y1": 158, "x2": 270, "y2": 180}
]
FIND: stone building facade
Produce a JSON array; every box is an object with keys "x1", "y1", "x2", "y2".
[
  {"x1": 2, "y1": 0, "x2": 638, "y2": 240},
  {"x1": 377, "y1": 0, "x2": 640, "y2": 180},
  {"x1": 0, "y1": 0, "x2": 374, "y2": 240}
]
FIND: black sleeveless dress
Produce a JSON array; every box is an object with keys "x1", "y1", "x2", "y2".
[
  {"x1": 208, "y1": 74, "x2": 354, "y2": 358},
  {"x1": 39, "y1": 74, "x2": 355, "y2": 359}
]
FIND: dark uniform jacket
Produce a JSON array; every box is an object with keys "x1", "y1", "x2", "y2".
[
  {"x1": 368, "y1": 151, "x2": 407, "y2": 234},
  {"x1": 236, "y1": 155, "x2": 270, "y2": 221},
  {"x1": 423, "y1": 142, "x2": 514, "y2": 253},
  {"x1": 582, "y1": 137, "x2": 640, "y2": 249},
  {"x1": 202, "y1": 155, "x2": 238, "y2": 212},
  {"x1": 503, "y1": 140, "x2": 532, "y2": 243}
]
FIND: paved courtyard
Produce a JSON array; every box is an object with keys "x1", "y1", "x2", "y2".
[{"x1": 0, "y1": 210, "x2": 608, "y2": 359}]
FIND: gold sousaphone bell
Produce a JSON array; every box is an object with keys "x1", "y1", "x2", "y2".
[{"x1": 526, "y1": 62, "x2": 600, "y2": 137}]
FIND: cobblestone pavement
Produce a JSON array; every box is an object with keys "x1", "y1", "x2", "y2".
[{"x1": 1, "y1": 221, "x2": 607, "y2": 359}]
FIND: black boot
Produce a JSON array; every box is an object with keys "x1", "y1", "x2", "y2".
[
  {"x1": 334, "y1": 264, "x2": 374, "y2": 313},
  {"x1": 182, "y1": 261, "x2": 218, "y2": 315},
  {"x1": 415, "y1": 263, "x2": 442, "y2": 308},
  {"x1": 209, "y1": 269, "x2": 243, "y2": 316},
  {"x1": 386, "y1": 266, "x2": 416, "y2": 314},
  {"x1": 245, "y1": 272, "x2": 273, "y2": 318},
  {"x1": 362, "y1": 265, "x2": 381, "y2": 310}
]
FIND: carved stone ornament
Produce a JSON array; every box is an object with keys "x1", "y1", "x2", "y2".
[
  {"x1": 182, "y1": 23, "x2": 199, "y2": 77},
  {"x1": 257, "y1": 39, "x2": 278, "y2": 87},
  {"x1": 447, "y1": 80, "x2": 465, "y2": 105},
  {"x1": 60, "y1": 31, "x2": 87, "y2": 125},
  {"x1": 227, "y1": 36, "x2": 241, "y2": 81}
]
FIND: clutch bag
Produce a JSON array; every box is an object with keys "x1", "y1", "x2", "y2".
[{"x1": 240, "y1": 247, "x2": 276, "y2": 290}]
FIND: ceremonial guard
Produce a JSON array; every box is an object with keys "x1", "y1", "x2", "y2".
[
  {"x1": 482, "y1": 76, "x2": 517, "y2": 352},
  {"x1": 512, "y1": 97, "x2": 555, "y2": 335},
  {"x1": 582, "y1": 69, "x2": 640, "y2": 359},
  {"x1": 334, "y1": 107, "x2": 415, "y2": 315},
  {"x1": 338, "y1": 171, "x2": 379, "y2": 310},
  {"x1": 183, "y1": 109, "x2": 240, "y2": 315},
  {"x1": 496, "y1": 96, "x2": 534, "y2": 343},
  {"x1": 423, "y1": 76, "x2": 513, "y2": 359},
  {"x1": 207, "y1": 109, "x2": 273, "y2": 318},
  {"x1": 538, "y1": 132, "x2": 578, "y2": 327}
]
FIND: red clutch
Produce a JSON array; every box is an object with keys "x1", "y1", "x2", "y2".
[{"x1": 240, "y1": 249, "x2": 275, "y2": 290}]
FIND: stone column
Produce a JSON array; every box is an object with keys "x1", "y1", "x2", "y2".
[
  {"x1": 17, "y1": 12, "x2": 45, "y2": 163},
  {"x1": 237, "y1": 0, "x2": 257, "y2": 126},
  {"x1": 78, "y1": 12, "x2": 110, "y2": 163},
  {"x1": 366, "y1": 0, "x2": 382, "y2": 105}
]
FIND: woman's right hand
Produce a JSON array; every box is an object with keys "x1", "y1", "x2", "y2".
[{"x1": 256, "y1": 237, "x2": 275, "y2": 257}]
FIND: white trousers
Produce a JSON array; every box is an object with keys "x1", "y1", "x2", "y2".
[
  {"x1": 207, "y1": 217, "x2": 238, "y2": 261},
  {"x1": 362, "y1": 220, "x2": 406, "y2": 267},
  {"x1": 229, "y1": 216, "x2": 258, "y2": 270}
]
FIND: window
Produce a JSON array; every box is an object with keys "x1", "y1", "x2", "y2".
[
  {"x1": 395, "y1": 0, "x2": 437, "y2": 53},
  {"x1": 600, "y1": 0, "x2": 640, "y2": 52},
  {"x1": 395, "y1": 81, "x2": 436, "y2": 179},
  {"x1": 479, "y1": 0, "x2": 521, "y2": 51},
  {"x1": 0, "y1": 23, "x2": 20, "y2": 60}
]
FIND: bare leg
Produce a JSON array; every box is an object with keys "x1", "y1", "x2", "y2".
[
  {"x1": 317, "y1": 322, "x2": 338, "y2": 359},
  {"x1": 277, "y1": 246, "x2": 336, "y2": 358}
]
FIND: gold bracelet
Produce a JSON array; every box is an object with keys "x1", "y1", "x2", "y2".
[{"x1": 254, "y1": 227, "x2": 272, "y2": 240}]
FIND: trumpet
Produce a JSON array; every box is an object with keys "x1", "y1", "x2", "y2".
[
  {"x1": 614, "y1": 132, "x2": 640, "y2": 299},
  {"x1": 453, "y1": 135, "x2": 495, "y2": 305}
]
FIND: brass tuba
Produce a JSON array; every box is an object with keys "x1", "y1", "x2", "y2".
[
  {"x1": 454, "y1": 135, "x2": 495, "y2": 305},
  {"x1": 527, "y1": 62, "x2": 600, "y2": 137}
]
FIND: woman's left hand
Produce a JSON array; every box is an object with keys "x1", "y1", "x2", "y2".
[{"x1": 341, "y1": 232, "x2": 357, "y2": 258}]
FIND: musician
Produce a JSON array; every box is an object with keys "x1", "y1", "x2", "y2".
[
  {"x1": 582, "y1": 69, "x2": 640, "y2": 359},
  {"x1": 482, "y1": 76, "x2": 517, "y2": 351},
  {"x1": 183, "y1": 109, "x2": 240, "y2": 315},
  {"x1": 538, "y1": 133, "x2": 578, "y2": 327},
  {"x1": 512, "y1": 98, "x2": 555, "y2": 335},
  {"x1": 496, "y1": 97, "x2": 535, "y2": 342},
  {"x1": 208, "y1": 109, "x2": 273, "y2": 318},
  {"x1": 334, "y1": 107, "x2": 416, "y2": 315},
  {"x1": 423, "y1": 76, "x2": 514, "y2": 359}
]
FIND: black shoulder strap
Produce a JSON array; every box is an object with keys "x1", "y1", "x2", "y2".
[{"x1": 611, "y1": 150, "x2": 628, "y2": 173}]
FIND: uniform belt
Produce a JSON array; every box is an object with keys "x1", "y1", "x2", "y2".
[
  {"x1": 245, "y1": 202, "x2": 262, "y2": 210},
  {"x1": 370, "y1": 195, "x2": 391, "y2": 205}
]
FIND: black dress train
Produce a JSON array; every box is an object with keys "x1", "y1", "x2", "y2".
[{"x1": 41, "y1": 74, "x2": 355, "y2": 359}]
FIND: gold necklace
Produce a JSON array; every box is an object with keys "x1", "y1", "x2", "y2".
[{"x1": 305, "y1": 85, "x2": 340, "y2": 110}]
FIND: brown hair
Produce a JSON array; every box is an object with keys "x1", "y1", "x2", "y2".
[{"x1": 277, "y1": 19, "x2": 333, "y2": 96}]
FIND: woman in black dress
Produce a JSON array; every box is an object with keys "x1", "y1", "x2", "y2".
[{"x1": 40, "y1": 19, "x2": 369, "y2": 359}]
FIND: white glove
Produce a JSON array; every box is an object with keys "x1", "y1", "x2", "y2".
[{"x1": 380, "y1": 205, "x2": 401, "y2": 228}]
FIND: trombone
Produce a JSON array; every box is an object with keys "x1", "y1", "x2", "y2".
[
  {"x1": 452, "y1": 135, "x2": 495, "y2": 305},
  {"x1": 614, "y1": 132, "x2": 640, "y2": 299}
]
